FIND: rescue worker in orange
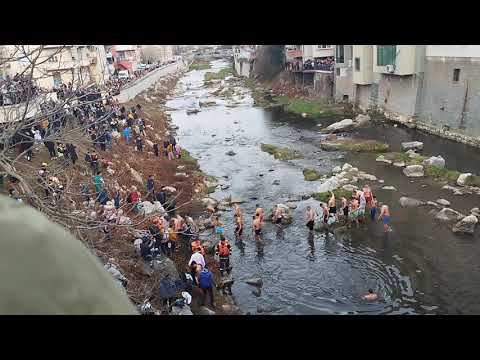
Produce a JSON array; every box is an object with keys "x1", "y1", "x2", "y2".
[{"x1": 216, "y1": 234, "x2": 232, "y2": 276}]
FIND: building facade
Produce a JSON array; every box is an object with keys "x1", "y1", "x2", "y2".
[
  {"x1": 140, "y1": 45, "x2": 175, "y2": 64},
  {"x1": 284, "y1": 45, "x2": 335, "y2": 98},
  {"x1": 0, "y1": 45, "x2": 110, "y2": 90},
  {"x1": 333, "y1": 45, "x2": 480, "y2": 141},
  {"x1": 233, "y1": 45, "x2": 256, "y2": 77}
]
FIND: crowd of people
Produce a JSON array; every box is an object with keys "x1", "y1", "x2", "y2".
[
  {"x1": 0, "y1": 73, "x2": 39, "y2": 106},
  {"x1": 285, "y1": 57, "x2": 335, "y2": 72}
]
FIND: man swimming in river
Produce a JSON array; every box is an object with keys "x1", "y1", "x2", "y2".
[
  {"x1": 252, "y1": 214, "x2": 262, "y2": 239},
  {"x1": 234, "y1": 213, "x2": 244, "y2": 238},
  {"x1": 362, "y1": 289, "x2": 378, "y2": 301},
  {"x1": 306, "y1": 205, "x2": 317, "y2": 232},
  {"x1": 273, "y1": 205, "x2": 284, "y2": 227},
  {"x1": 255, "y1": 204, "x2": 265, "y2": 225}
]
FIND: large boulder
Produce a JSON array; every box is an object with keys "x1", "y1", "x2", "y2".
[
  {"x1": 435, "y1": 208, "x2": 465, "y2": 223},
  {"x1": 322, "y1": 119, "x2": 354, "y2": 133},
  {"x1": 470, "y1": 207, "x2": 480, "y2": 217},
  {"x1": 256, "y1": 304, "x2": 281, "y2": 314},
  {"x1": 354, "y1": 114, "x2": 371, "y2": 127},
  {"x1": 332, "y1": 166, "x2": 342, "y2": 174},
  {"x1": 317, "y1": 177, "x2": 340, "y2": 193},
  {"x1": 401, "y1": 141, "x2": 423, "y2": 151},
  {"x1": 229, "y1": 196, "x2": 246, "y2": 204},
  {"x1": 405, "y1": 149, "x2": 421, "y2": 158},
  {"x1": 457, "y1": 173, "x2": 473, "y2": 186},
  {"x1": 452, "y1": 215, "x2": 478, "y2": 235},
  {"x1": 201, "y1": 197, "x2": 218, "y2": 208},
  {"x1": 152, "y1": 255, "x2": 181, "y2": 282},
  {"x1": 436, "y1": 199, "x2": 451, "y2": 207},
  {"x1": 382, "y1": 185, "x2": 397, "y2": 191},
  {"x1": 245, "y1": 277, "x2": 263, "y2": 287},
  {"x1": 423, "y1": 155, "x2": 445, "y2": 168},
  {"x1": 342, "y1": 163, "x2": 353, "y2": 171},
  {"x1": 398, "y1": 196, "x2": 425, "y2": 208},
  {"x1": 403, "y1": 165, "x2": 424, "y2": 177}
]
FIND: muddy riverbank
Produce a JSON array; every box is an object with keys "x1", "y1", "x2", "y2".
[{"x1": 163, "y1": 58, "x2": 480, "y2": 315}]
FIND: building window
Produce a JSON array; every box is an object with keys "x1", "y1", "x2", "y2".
[
  {"x1": 377, "y1": 45, "x2": 397, "y2": 66},
  {"x1": 355, "y1": 57, "x2": 360, "y2": 71},
  {"x1": 336, "y1": 68, "x2": 341, "y2": 76},
  {"x1": 317, "y1": 45, "x2": 331, "y2": 49},
  {"x1": 453, "y1": 68, "x2": 460, "y2": 82},
  {"x1": 336, "y1": 45, "x2": 345, "y2": 63}
]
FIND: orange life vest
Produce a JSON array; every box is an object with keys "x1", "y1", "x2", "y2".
[{"x1": 217, "y1": 240, "x2": 230, "y2": 257}]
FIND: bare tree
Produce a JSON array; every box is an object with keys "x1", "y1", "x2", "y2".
[{"x1": 0, "y1": 45, "x2": 188, "y2": 253}]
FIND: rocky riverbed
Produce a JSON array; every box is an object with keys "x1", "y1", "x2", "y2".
[{"x1": 160, "y1": 58, "x2": 480, "y2": 315}]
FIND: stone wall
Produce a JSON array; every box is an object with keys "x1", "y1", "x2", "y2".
[
  {"x1": 314, "y1": 72, "x2": 334, "y2": 99},
  {"x1": 416, "y1": 57, "x2": 480, "y2": 137}
]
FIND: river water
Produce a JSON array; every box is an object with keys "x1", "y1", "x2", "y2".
[{"x1": 165, "y1": 59, "x2": 480, "y2": 315}]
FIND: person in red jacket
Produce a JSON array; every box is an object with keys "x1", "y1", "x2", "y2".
[{"x1": 216, "y1": 235, "x2": 232, "y2": 276}]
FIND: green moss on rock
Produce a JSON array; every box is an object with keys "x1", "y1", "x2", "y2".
[
  {"x1": 320, "y1": 139, "x2": 389, "y2": 153},
  {"x1": 260, "y1": 143, "x2": 303, "y2": 160},
  {"x1": 303, "y1": 168, "x2": 322, "y2": 181}
]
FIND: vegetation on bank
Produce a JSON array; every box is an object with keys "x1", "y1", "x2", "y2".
[
  {"x1": 424, "y1": 165, "x2": 461, "y2": 184},
  {"x1": 382, "y1": 152, "x2": 426, "y2": 165},
  {"x1": 181, "y1": 149, "x2": 199, "y2": 167},
  {"x1": 204, "y1": 68, "x2": 233, "y2": 82},
  {"x1": 464, "y1": 175, "x2": 480, "y2": 187},
  {"x1": 303, "y1": 168, "x2": 322, "y2": 181},
  {"x1": 189, "y1": 61, "x2": 211, "y2": 71},
  {"x1": 273, "y1": 96, "x2": 343, "y2": 117},
  {"x1": 312, "y1": 188, "x2": 353, "y2": 203},
  {"x1": 260, "y1": 143, "x2": 303, "y2": 160},
  {"x1": 320, "y1": 139, "x2": 389, "y2": 153}
]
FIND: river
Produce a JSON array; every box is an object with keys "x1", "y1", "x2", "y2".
[{"x1": 165, "y1": 59, "x2": 480, "y2": 315}]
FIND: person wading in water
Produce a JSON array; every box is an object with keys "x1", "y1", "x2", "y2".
[
  {"x1": 378, "y1": 203, "x2": 392, "y2": 233},
  {"x1": 252, "y1": 214, "x2": 262, "y2": 240},
  {"x1": 305, "y1": 205, "x2": 317, "y2": 232},
  {"x1": 273, "y1": 205, "x2": 284, "y2": 228}
]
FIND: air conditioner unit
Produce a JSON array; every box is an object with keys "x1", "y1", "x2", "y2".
[
  {"x1": 347, "y1": 59, "x2": 352, "y2": 68},
  {"x1": 386, "y1": 64, "x2": 395, "y2": 73}
]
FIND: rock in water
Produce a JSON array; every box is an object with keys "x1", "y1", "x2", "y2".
[
  {"x1": 435, "y1": 208, "x2": 465, "y2": 223},
  {"x1": 354, "y1": 114, "x2": 371, "y2": 127},
  {"x1": 342, "y1": 163, "x2": 353, "y2": 171},
  {"x1": 457, "y1": 173, "x2": 473, "y2": 186},
  {"x1": 323, "y1": 119, "x2": 355, "y2": 133},
  {"x1": 252, "y1": 288, "x2": 262, "y2": 297},
  {"x1": 436, "y1": 199, "x2": 451, "y2": 207},
  {"x1": 376, "y1": 155, "x2": 393, "y2": 164},
  {"x1": 197, "y1": 306, "x2": 216, "y2": 315},
  {"x1": 393, "y1": 162, "x2": 406, "y2": 167},
  {"x1": 245, "y1": 277, "x2": 263, "y2": 287},
  {"x1": 285, "y1": 202, "x2": 297, "y2": 209},
  {"x1": 403, "y1": 165, "x2": 424, "y2": 177},
  {"x1": 257, "y1": 304, "x2": 280, "y2": 314},
  {"x1": 382, "y1": 186, "x2": 397, "y2": 191},
  {"x1": 401, "y1": 141, "x2": 423, "y2": 151},
  {"x1": 272, "y1": 180, "x2": 281, "y2": 185},
  {"x1": 423, "y1": 155, "x2": 446, "y2": 168},
  {"x1": 470, "y1": 207, "x2": 480, "y2": 217},
  {"x1": 229, "y1": 197, "x2": 246, "y2": 204},
  {"x1": 398, "y1": 196, "x2": 425, "y2": 208},
  {"x1": 452, "y1": 215, "x2": 478, "y2": 234},
  {"x1": 225, "y1": 150, "x2": 236, "y2": 156},
  {"x1": 201, "y1": 197, "x2": 218, "y2": 208},
  {"x1": 332, "y1": 166, "x2": 342, "y2": 174}
]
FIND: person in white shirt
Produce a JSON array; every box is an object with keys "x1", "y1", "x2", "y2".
[
  {"x1": 188, "y1": 248, "x2": 205, "y2": 286},
  {"x1": 188, "y1": 248, "x2": 205, "y2": 268}
]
